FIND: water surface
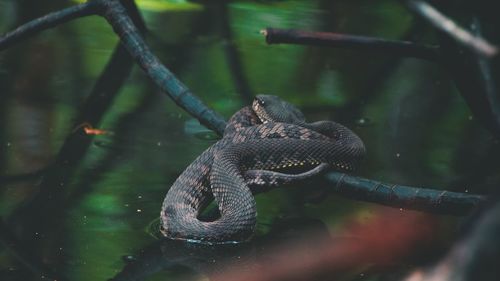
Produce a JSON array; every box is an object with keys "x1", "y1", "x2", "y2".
[{"x1": 1, "y1": 1, "x2": 499, "y2": 280}]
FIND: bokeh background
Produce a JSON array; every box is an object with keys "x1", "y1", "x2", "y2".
[{"x1": 1, "y1": 0, "x2": 499, "y2": 280}]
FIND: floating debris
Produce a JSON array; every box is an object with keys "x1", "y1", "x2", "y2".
[{"x1": 355, "y1": 117, "x2": 373, "y2": 127}]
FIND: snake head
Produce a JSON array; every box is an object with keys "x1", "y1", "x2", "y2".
[{"x1": 252, "y1": 95, "x2": 306, "y2": 125}]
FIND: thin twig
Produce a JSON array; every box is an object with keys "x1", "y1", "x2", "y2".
[
  {"x1": 326, "y1": 172, "x2": 485, "y2": 215},
  {"x1": 0, "y1": 1, "x2": 100, "y2": 51},
  {"x1": 261, "y1": 28, "x2": 441, "y2": 61},
  {"x1": 405, "y1": 0, "x2": 498, "y2": 57}
]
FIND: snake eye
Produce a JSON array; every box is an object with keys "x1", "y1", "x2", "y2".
[{"x1": 256, "y1": 97, "x2": 265, "y2": 106}]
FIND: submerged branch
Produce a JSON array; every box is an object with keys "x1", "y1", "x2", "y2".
[
  {"x1": 261, "y1": 28, "x2": 441, "y2": 61},
  {"x1": 405, "y1": 0, "x2": 498, "y2": 57},
  {"x1": 326, "y1": 172, "x2": 485, "y2": 215},
  {"x1": 0, "y1": 1, "x2": 100, "y2": 51}
]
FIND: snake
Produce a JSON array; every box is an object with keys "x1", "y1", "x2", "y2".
[{"x1": 160, "y1": 95, "x2": 365, "y2": 243}]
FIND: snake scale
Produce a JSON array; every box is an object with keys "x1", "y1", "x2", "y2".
[{"x1": 160, "y1": 95, "x2": 365, "y2": 243}]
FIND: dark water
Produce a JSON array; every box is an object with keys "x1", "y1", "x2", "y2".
[{"x1": 1, "y1": 1, "x2": 499, "y2": 280}]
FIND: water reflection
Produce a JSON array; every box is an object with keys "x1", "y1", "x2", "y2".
[
  {"x1": 1, "y1": 0, "x2": 500, "y2": 280},
  {"x1": 111, "y1": 218, "x2": 330, "y2": 281}
]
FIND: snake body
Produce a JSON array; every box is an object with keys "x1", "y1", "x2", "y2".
[{"x1": 161, "y1": 95, "x2": 365, "y2": 242}]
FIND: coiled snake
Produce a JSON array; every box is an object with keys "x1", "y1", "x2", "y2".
[{"x1": 161, "y1": 95, "x2": 365, "y2": 243}]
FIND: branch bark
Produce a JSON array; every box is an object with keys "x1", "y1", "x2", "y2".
[
  {"x1": 0, "y1": 0, "x2": 227, "y2": 135},
  {"x1": 326, "y1": 172, "x2": 485, "y2": 215},
  {"x1": 0, "y1": 1, "x2": 100, "y2": 51},
  {"x1": 405, "y1": 0, "x2": 498, "y2": 57},
  {"x1": 99, "y1": 0, "x2": 227, "y2": 134},
  {"x1": 262, "y1": 28, "x2": 441, "y2": 61},
  {"x1": 0, "y1": 0, "x2": 486, "y2": 223},
  {"x1": 404, "y1": 198, "x2": 500, "y2": 281}
]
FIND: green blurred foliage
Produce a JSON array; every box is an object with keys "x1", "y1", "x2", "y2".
[{"x1": 0, "y1": 0, "x2": 499, "y2": 280}]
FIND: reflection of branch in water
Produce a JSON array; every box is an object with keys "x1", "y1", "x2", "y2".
[
  {"x1": 111, "y1": 213, "x2": 437, "y2": 281},
  {"x1": 67, "y1": 91, "x2": 158, "y2": 205},
  {"x1": 110, "y1": 218, "x2": 332, "y2": 281},
  {"x1": 8, "y1": 2, "x2": 145, "y2": 252},
  {"x1": 1, "y1": 1, "x2": 483, "y2": 215},
  {"x1": 67, "y1": 2, "x2": 219, "y2": 205},
  {"x1": 0, "y1": 0, "x2": 226, "y2": 134},
  {"x1": 213, "y1": 209, "x2": 437, "y2": 281},
  {"x1": 0, "y1": 218, "x2": 65, "y2": 281},
  {"x1": 215, "y1": 1, "x2": 253, "y2": 104},
  {"x1": 35, "y1": 44, "x2": 137, "y2": 193},
  {"x1": 110, "y1": 239, "x2": 250, "y2": 281},
  {"x1": 100, "y1": 0, "x2": 227, "y2": 133},
  {"x1": 0, "y1": 169, "x2": 46, "y2": 184}
]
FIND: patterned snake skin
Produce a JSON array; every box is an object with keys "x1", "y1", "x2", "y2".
[{"x1": 160, "y1": 95, "x2": 365, "y2": 243}]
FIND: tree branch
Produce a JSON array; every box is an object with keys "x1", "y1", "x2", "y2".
[
  {"x1": 326, "y1": 172, "x2": 485, "y2": 216},
  {"x1": 99, "y1": 0, "x2": 227, "y2": 134},
  {"x1": 261, "y1": 28, "x2": 441, "y2": 61},
  {"x1": 0, "y1": 0, "x2": 485, "y2": 218},
  {"x1": 404, "y1": 198, "x2": 500, "y2": 281},
  {"x1": 0, "y1": 0, "x2": 227, "y2": 135},
  {"x1": 405, "y1": 0, "x2": 498, "y2": 57},
  {"x1": 0, "y1": 1, "x2": 100, "y2": 51}
]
